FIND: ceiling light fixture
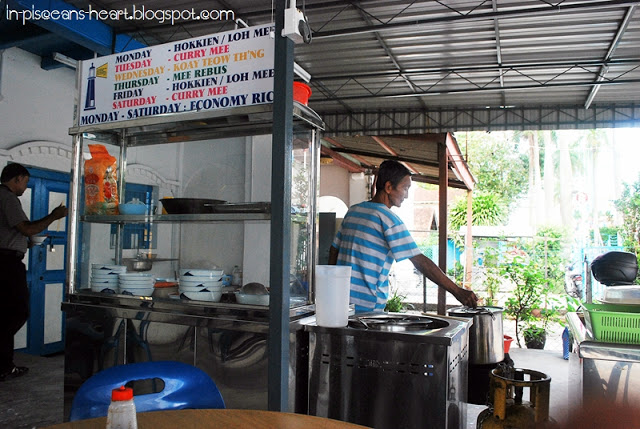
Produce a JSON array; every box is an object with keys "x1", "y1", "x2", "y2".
[
  {"x1": 294, "y1": 62, "x2": 311, "y2": 82},
  {"x1": 53, "y1": 52, "x2": 78, "y2": 69}
]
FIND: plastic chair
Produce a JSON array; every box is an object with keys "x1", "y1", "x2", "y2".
[{"x1": 69, "y1": 361, "x2": 225, "y2": 421}]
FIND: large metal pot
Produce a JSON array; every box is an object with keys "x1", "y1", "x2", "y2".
[{"x1": 448, "y1": 306, "x2": 504, "y2": 364}]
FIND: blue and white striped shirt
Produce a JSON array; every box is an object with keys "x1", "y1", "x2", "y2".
[{"x1": 332, "y1": 201, "x2": 421, "y2": 312}]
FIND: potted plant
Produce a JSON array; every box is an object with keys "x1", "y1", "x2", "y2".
[
  {"x1": 523, "y1": 325, "x2": 547, "y2": 349},
  {"x1": 502, "y1": 255, "x2": 546, "y2": 348},
  {"x1": 522, "y1": 297, "x2": 562, "y2": 349},
  {"x1": 385, "y1": 289, "x2": 407, "y2": 312}
]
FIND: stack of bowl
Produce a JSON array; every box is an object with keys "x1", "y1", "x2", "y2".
[
  {"x1": 179, "y1": 268, "x2": 224, "y2": 302},
  {"x1": 91, "y1": 264, "x2": 126, "y2": 293},
  {"x1": 118, "y1": 272, "x2": 155, "y2": 296}
]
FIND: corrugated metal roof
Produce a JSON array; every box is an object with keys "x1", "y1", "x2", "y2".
[{"x1": 3, "y1": 0, "x2": 640, "y2": 133}]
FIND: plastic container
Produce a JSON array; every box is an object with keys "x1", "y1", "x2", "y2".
[
  {"x1": 315, "y1": 265, "x2": 352, "y2": 327},
  {"x1": 503, "y1": 335, "x2": 513, "y2": 354},
  {"x1": 119, "y1": 198, "x2": 148, "y2": 215},
  {"x1": 583, "y1": 302, "x2": 640, "y2": 344},
  {"x1": 293, "y1": 82, "x2": 312, "y2": 105},
  {"x1": 106, "y1": 386, "x2": 137, "y2": 429},
  {"x1": 231, "y1": 265, "x2": 243, "y2": 287}
]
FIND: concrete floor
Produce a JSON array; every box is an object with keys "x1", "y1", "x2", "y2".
[
  {"x1": 1, "y1": 346, "x2": 572, "y2": 429},
  {"x1": 0, "y1": 352, "x2": 65, "y2": 429}
]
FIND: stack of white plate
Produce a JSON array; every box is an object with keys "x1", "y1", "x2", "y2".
[
  {"x1": 118, "y1": 272, "x2": 155, "y2": 296},
  {"x1": 91, "y1": 264, "x2": 126, "y2": 293},
  {"x1": 179, "y1": 268, "x2": 224, "y2": 302}
]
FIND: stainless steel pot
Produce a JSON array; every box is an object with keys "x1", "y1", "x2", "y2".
[{"x1": 448, "y1": 306, "x2": 504, "y2": 364}]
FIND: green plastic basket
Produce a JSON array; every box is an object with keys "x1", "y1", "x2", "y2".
[{"x1": 582, "y1": 303, "x2": 640, "y2": 345}]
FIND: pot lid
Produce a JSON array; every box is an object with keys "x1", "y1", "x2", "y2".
[
  {"x1": 448, "y1": 306, "x2": 503, "y2": 316},
  {"x1": 348, "y1": 314, "x2": 449, "y2": 332}
]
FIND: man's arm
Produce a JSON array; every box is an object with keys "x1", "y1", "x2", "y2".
[
  {"x1": 15, "y1": 205, "x2": 68, "y2": 237},
  {"x1": 328, "y1": 245, "x2": 339, "y2": 265},
  {"x1": 409, "y1": 253, "x2": 478, "y2": 307}
]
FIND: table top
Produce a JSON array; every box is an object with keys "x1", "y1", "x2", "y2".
[{"x1": 44, "y1": 409, "x2": 372, "y2": 429}]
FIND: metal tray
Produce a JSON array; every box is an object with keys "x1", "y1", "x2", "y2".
[{"x1": 601, "y1": 285, "x2": 640, "y2": 305}]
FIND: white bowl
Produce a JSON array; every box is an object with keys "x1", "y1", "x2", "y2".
[
  {"x1": 90, "y1": 285, "x2": 117, "y2": 293},
  {"x1": 179, "y1": 275, "x2": 223, "y2": 283},
  {"x1": 92, "y1": 270, "x2": 121, "y2": 275},
  {"x1": 119, "y1": 279, "x2": 154, "y2": 285},
  {"x1": 119, "y1": 273, "x2": 153, "y2": 280},
  {"x1": 31, "y1": 235, "x2": 47, "y2": 245},
  {"x1": 179, "y1": 279, "x2": 223, "y2": 288},
  {"x1": 92, "y1": 273, "x2": 120, "y2": 280},
  {"x1": 119, "y1": 282, "x2": 154, "y2": 289},
  {"x1": 178, "y1": 284, "x2": 219, "y2": 292},
  {"x1": 182, "y1": 290, "x2": 222, "y2": 302},
  {"x1": 236, "y1": 292, "x2": 269, "y2": 306},
  {"x1": 92, "y1": 264, "x2": 127, "y2": 271},
  {"x1": 179, "y1": 269, "x2": 224, "y2": 278},
  {"x1": 90, "y1": 278, "x2": 115, "y2": 283},
  {"x1": 119, "y1": 287, "x2": 154, "y2": 296}
]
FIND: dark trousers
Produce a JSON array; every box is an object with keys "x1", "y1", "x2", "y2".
[{"x1": 0, "y1": 255, "x2": 29, "y2": 373}]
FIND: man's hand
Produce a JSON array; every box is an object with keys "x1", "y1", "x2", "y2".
[
  {"x1": 51, "y1": 204, "x2": 68, "y2": 220},
  {"x1": 456, "y1": 287, "x2": 479, "y2": 308}
]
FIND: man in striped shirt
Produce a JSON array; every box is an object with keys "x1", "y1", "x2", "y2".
[{"x1": 328, "y1": 160, "x2": 478, "y2": 313}]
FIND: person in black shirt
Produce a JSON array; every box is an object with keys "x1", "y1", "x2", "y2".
[{"x1": 0, "y1": 163, "x2": 67, "y2": 381}]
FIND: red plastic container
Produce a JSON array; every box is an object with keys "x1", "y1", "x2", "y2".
[
  {"x1": 504, "y1": 335, "x2": 513, "y2": 354},
  {"x1": 293, "y1": 82, "x2": 312, "y2": 105}
]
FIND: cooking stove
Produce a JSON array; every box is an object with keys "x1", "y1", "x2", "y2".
[{"x1": 305, "y1": 312, "x2": 470, "y2": 429}]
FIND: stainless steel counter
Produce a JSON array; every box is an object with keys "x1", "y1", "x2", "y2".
[
  {"x1": 62, "y1": 292, "x2": 315, "y2": 419},
  {"x1": 566, "y1": 311, "x2": 640, "y2": 406},
  {"x1": 63, "y1": 291, "x2": 314, "y2": 333},
  {"x1": 305, "y1": 313, "x2": 470, "y2": 429}
]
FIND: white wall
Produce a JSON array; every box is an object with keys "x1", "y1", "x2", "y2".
[
  {"x1": 0, "y1": 48, "x2": 76, "y2": 149},
  {"x1": 319, "y1": 164, "x2": 350, "y2": 206},
  {"x1": 178, "y1": 136, "x2": 248, "y2": 275}
]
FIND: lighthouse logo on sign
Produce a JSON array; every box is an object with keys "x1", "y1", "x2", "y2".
[{"x1": 84, "y1": 63, "x2": 108, "y2": 111}]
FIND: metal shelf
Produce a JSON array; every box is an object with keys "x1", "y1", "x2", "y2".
[{"x1": 81, "y1": 212, "x2": 271, "y2": 224}]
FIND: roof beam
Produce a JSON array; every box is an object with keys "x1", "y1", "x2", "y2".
[
  {"x1": 323, "y1": 137, "x2": 370, "y2": 166},
  {"x1": 312, "y1": 0, "x2": 640, "y2": 39},
  {"x1": 312, "y1": 59, "x2": 640, "y2": 81},
  {"x1": 445, "y1": 134, "x2": 475, "y2": 191},
  {"x1": 313, "y1": 78, "x2": 640, "y2": 102},
  {"x1": 584, "y1": 5, "x2": 637, "y2": 109},
  {"x1": 491, "y1": 0, "x2": 507, "y2": 107},
  {"x1": 371, "y1": 136, "x2": 420, "y2": 174},
  {"x1": 8, "y1": 0, "x2": 146, "y2": 55},
  {"x1": 352, "y1": 2, "x2": 428, "y2": 109},
  {"x1": 320, "y1": 145, "x2": 365, "y2": 173}
]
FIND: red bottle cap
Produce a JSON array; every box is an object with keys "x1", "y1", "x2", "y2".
[{"x1": 111, "y1": 386, "x2": 133, "y2": 401}]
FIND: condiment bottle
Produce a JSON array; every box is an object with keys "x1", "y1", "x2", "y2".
[
  {"x1": 232, "y1": 265, "x2": 243, "y2": 286},
  {"x1": 106, "y1": 386, "x2": 138, "y2": 429}
]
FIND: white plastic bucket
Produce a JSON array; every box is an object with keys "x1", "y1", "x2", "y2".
[{"x1": 315, "y1": 265, "x2": 352, "y2": 327}]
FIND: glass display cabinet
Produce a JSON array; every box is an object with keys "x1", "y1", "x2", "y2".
[{"x1": 62, "y1": 101, "x2": 323, "y2": 415}]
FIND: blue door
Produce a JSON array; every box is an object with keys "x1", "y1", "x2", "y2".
[{"x1": 16, "y1": 167, "x2": 70, "y2": 356}]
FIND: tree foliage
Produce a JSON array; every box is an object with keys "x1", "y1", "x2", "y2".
[
  {"x1": 449, "y1": 193, "x2": 506, "y2": 233},
  {"x1": 614, "y1": 173, "x2": 640, "y2": 257},
  {"x1": 455, "y1": 131, "x2": 528, "y2": 213}
]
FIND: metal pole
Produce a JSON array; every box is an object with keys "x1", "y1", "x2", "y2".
[
  {"x1": 437, "y1": 142, "x2": 448, "y2": 315},
  {"x1": 66, "y1": 133, "x2": 84, "y2": 294},
  {"x1": 114, "y1": 131, "x2": 127, "y2": 264},
  {"x1": 269, "y1": 0, "x2": 294, "y2": 411}
]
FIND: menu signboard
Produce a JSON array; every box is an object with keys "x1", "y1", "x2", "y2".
[{"x1": 77, "y1": 24, "x2": 274, "y2": 126}]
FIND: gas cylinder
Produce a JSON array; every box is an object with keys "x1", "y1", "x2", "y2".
[{"x1": 477, "y1": 367, "x2": 555, "y2": 429}]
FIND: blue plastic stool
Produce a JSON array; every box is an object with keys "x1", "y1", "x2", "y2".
[{"x1": 69, "y1": 361, "x2": 225, "y2": 421}]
